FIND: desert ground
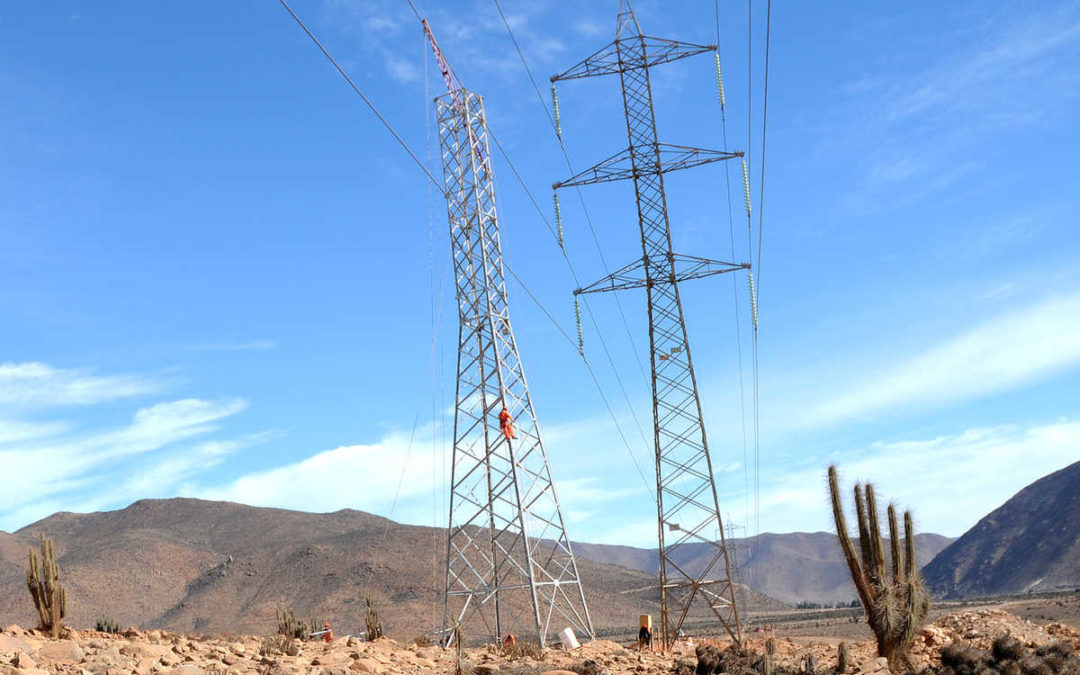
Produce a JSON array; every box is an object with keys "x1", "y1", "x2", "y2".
[{"x1": 2, "y1": 593, "x2": 1078, "y2": 675}]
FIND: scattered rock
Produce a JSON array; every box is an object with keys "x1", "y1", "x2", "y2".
[
  {"x1": 13, "y1": 651, "x2": 37, "y2": 669},
  {"x1": 36, "y1": 640, "x2": 85, "y2": 664}
]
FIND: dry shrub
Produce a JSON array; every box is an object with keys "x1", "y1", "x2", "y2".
[
  {"x1": 505, "y1": 640, "x2": 545, "y2": 661},
  {"x1": 926, "y1": 636, "x2": 1080, "y2": 674},
  {"x1": 569, "y1": 659, "x2": 604, "y2": 675},
  {"x1": 684, "y1": 643, "x2": 810, "y2": 675}
]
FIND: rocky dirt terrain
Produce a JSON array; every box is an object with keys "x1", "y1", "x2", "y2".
[{"x1": 1, "y1": 600, "x2": 1078, "y2": 675}]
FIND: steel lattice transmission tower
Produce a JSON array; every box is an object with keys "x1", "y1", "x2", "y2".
[
  {"x1": 552, "y1": 4, "x2": 747, "y2": 648},
  {"x1": 423, "y1": 21, "x2": 594, "y2": 648}
]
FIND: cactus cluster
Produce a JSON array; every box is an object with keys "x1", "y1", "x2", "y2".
[
  {"x1": 275, "y1": 608, "x2": 318, "y2": 640},
  {"x1": 827, "y1": 465, "x2": 930, "y2": 672},
  {"x1": 26, "y1": 533, "x2": 66, "y2": 638},
  {"x1": 365, "y1": 596, "x2": 383, "y2": 642}
]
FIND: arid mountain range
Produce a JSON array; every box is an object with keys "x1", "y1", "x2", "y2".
[
  {"x1": 571, "y1": 531, "x2": 954, "y2": 606},
  {"x1": 2, "y1": 459, "x2": 1078, "y2": 639},
  {"x1": 0, "y1": 498, "x2": 780, "y2": 640},
  {"x1": 923, "y1": 459, "x2": 1080, "y2": 598}
]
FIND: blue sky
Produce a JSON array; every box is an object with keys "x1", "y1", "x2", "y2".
[{"x1": 1, "y1": 1, "x2": 1078, "y2": 547}]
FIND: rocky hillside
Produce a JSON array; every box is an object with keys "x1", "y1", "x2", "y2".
[
  {"x1": 2, "y1": 605, "x2": 1078, "y2": 675},
  {"x1": 0, "y1": 499, "x2": 782, "y2": 640},
  {"x1": 923, "y1": 459, "x2": 1080, "y2": 598},
  {"x1": 572, "y1": 531, "x2": 954, "y2": 605}
]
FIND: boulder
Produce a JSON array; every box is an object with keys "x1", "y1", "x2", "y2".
[
  {"x1": 13, "y1": 652, "x2": 37, "y2": 669},
  {"x1": 36, "y1": 640, "x2": 85, "y2": 664},
  {"x1": 0, "y1": 637, "x2": 33, "y2": 656}
]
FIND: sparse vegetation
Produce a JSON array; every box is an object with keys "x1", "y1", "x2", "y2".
[
  {"x1": 95, "y1": 615, "x2": 120, "y2": 633},
  {"x1": 828, "y1": 465, "x2": 930, "y2": 672},
  {"x1": 448, "y1": 622, "x2": 473, "y2": 675},
  {"x1": 365, "y1": 596, "x2": 384, "y2": 641},
  {"x1": 275, "y1": 608, "x2": 318, "y2": 641},
  {"x1": 925, "y1": 635, "x2": 1080, "y2": 674},
  {"x1": 26, "y1": 533, "x2": 67, "y2": 638},
  {"x1": 259, "y1": 633, "x2": 292, "y2": 657},
  {"x1": 689, "y1": 643, "x2": 807, "y2": 675},
  {"x1": 505, "y1": 639, "x2": 545, "y2": 661}
]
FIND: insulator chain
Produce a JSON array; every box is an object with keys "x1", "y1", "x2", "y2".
[
  {"x1": 748, "y1": 270, "x2": 759, "y2": 331},
  {"x1": 553, "y1": 191, "x2": 564, "y2": 249},
  {"x1": 574, "y1": 297, "x2": 584, "y2": 355},
  {"x1": 714, "y1": 52, "x2": 726, "y2": 109},
  {"x1": 551, "y1": 85, "x2": 563, "y2": 139},
  {"x1": 741, "y1": 159, "x2": 752, "y2": 218}
]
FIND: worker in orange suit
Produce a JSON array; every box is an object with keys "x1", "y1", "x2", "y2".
[
  {"x1": 498, "y1": 406, "x2": 516, "y2": 440},
  {"x1": 322, "y1": 622, "x2": 333, "y2": 643}
]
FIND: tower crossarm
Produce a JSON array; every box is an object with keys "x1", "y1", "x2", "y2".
[
  {"x1": 553, "y1": 143, "x2": 742, "y2": 188},
  {"x1": 574, "y1": 254, "x2": 749, "y2": 296},
  {"x1": 551, "y1": 36, "x2": 715, "y2": 82}
]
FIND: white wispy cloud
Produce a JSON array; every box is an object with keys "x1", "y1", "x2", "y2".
[
  {"x1": 831, "y1": 3, "x2": 1080, "y2": 210},
  {"x1": 0, "y1": 361, "x2": 160, "y2": 408},
  {"x1": 800, "y1": 291, "x2": 1080, "y2": 428},
  {"x1": 887, "y1": 7, "x2": 1080, "y2": 124},
  {"x1": 0, "y1": 348, "x2": 280, "y2": 530},
  {"x1": 197, "y1": 427, "x2": 449, "y2": 525},
  {"x1": 741, "y1": 420, "x2": 1080, "y2": 538},
  {"x1": 0, "y1": 419, "x2": 68, "y2": 445},
  {"x1": 0, "y1": 395, "x2": 250, "y2": 530}
]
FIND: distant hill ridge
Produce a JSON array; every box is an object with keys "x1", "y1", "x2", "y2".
[
  {"x1": 0, "y1": 498, "x2": 783, "y2": 638},
  {"x1": 923, "y1": 459, "x2": 1080, "y2": 598},
  {"x1": 570, "y1": 531, "x2": 954, "y2": 606}
]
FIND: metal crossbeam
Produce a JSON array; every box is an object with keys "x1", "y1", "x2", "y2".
[
  {"x1": 553, "y1": 144, "x2": 743, "y2": 188},
  {"x1": 437, "y1": 88, "x2": 594, "y2": 648},
  {"x1": 574, "y1": 254, "x2": 748, "y2": 295},
  {"x1": 552, "y1": 5, "x2": 744, "y2": 649},
  {"x1": 551, "y1": 37, "x2": 714, "y2": 81}
]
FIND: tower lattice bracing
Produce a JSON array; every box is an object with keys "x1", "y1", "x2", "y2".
[
  {"x1": 552, "y1": 6, "x2": 746, "y2": 647},
  {"x1": 436, "y1": 86, "x2": 594, "y2": 647}
]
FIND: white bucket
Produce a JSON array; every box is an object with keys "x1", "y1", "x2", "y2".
[{"x1": 558, "y1": 627, "x2": 580, "y2": 650}]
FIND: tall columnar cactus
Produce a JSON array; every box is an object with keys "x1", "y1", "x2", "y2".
[
  {"x1": 365, "y1": 596, "x2": 383, "y2": 642},
  {"x1": 26, "y1": 533, "x2": 67, "y2": 638},
  {"x1": 828, "y1": 465, "x2": 929, "y2": 672}
]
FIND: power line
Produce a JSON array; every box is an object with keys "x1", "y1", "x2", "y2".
[
  {"x1": 277, "y1": 0, "x2": 442, "y2": 192},
  {"x1": 484, "y1": 121, "x2": 657, "y2": 485},
  {"x1": 503, "y1": 263, "x2": 655, "y2": 498},
  {"x1": 490, "y1": 132, "x2": 656, "y2": 498},
  {"x1": 404, "y1": 2, "x2": 655, "y2": 498},
  {"x1": 756, "y1": 0, "x2": 772, "y2": 288},
  {"x1": 491, "y1": 0, "x2": 652, "y2": 391},
  {"x1": 751, "y1": 0, "x2": 773, "y2": 549},
  {"x1": 715, "y1": 0, "x2": 753, "y2": 581}
]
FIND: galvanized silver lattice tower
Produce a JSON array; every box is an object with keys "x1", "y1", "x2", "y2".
[
  {"x1": 423, "y1": 21, "x2": 594, "y2": 648},
  {"x1": 552, "y1": 3, "x2": 747, "y2": 648}
]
